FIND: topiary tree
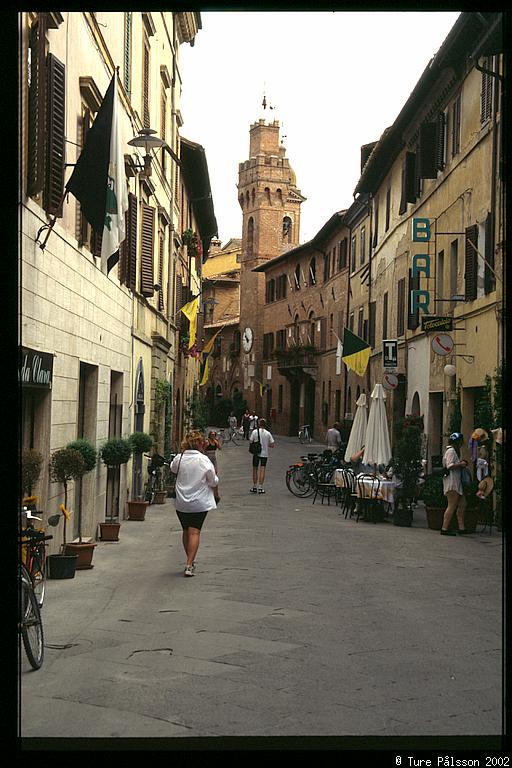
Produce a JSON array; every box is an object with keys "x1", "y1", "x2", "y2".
[
  {"x1": 20, "y1": 448, "x2": 43, "y2": 500},
  {"x1": 100, "y1": 438, "x2": 132, "y2": 468},
  {"x1": 66, "y1": 439, "x2": 97, "y2": 543},
  {"x1": 393, "y1": 424, "x2": 423, "y2": 510},
  {"x1": 128, "y1": 431, "x2": 154, "y2": 456},
  {"x1": 49, "y1": 448, "x2": 86, "y2": 546}
]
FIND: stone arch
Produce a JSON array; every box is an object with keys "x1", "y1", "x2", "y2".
[
  {"x1": 283, "y1": 216, "x2": 292, "y2": 243},
  {"x1": 247, "y1": 217, "x2": 254, "y2": 257},
  {"x1": 276, "y1": 188, "x2": 283, "y2": 205},
  {"x1": 265, "y1": 187, "x2": 272, "y2": 205},
  {"x1": 411, "y1": 391, "x2": 421, "y2": 417}
]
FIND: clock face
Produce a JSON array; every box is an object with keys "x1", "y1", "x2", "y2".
[{"x1": 242, "y1": 327, "x2": 254, "y2": 352}]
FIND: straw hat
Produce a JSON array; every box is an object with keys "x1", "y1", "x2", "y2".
[
  {"x1": 471, "y1": 427, "x2": 489, "y2": 442},
  {"x1": 477, "y1": 476, "x2": 494, "y2": 497}
]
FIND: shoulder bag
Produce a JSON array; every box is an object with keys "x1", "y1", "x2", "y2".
[
  {"x1": 249, "y1": 425, "x2": 262, "y2": 455},
  {"x1": 169, "y1": 452, "x2": 184, "y2": 498}
]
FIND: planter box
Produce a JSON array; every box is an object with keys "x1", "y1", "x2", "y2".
[
  {"x1": 153, "y1": 490, "x2": 167, "y2": 505},
  {"x1": 99, "y1": 522, "x2": 121, "y2": 541},
  {"x1": 127, "y1": 500, "x2": 148, "y2": 520},
  {"x1": 48, "y1": 554, "x2": 78, "y2": 579},
  {"x1": 425, "y1": 506, "x2": 456, "y2": 531},
  {"x1": 64, "y1": 542, "x2": 96, "y2": 569}
]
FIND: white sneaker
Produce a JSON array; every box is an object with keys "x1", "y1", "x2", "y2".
[{"x1": 184, "y1": 565, "x2": 194, "y2": 577}]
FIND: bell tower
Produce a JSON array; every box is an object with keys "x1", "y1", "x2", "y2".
[{"x1": 237, "y1": 118, "x2": 306, "y2": 412}]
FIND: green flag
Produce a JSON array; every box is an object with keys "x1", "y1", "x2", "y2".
[{"x1": 341, "y1": 327, "x2": 371, "y2": 377}]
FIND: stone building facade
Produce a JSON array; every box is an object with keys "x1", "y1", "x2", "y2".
[{"x1": 19, "y1": 11, "x2": 215, "y2": 549}]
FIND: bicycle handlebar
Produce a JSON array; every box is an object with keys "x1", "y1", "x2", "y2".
[{"x1": 20, "y1": 530, "x2": 53, "y2": 542}]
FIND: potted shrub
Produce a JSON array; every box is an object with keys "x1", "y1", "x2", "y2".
[
  {"x1": 21, "y1": 448, "x2": 43, "y2": 507},
  {"x1": 99, "y1": 437, "x2": 132, "y2": 538},
  {"x1": 463, "y1": 477, "x2": 480, "y2": 533},
  {"x1": 127, "y1": 432, "x2": 153, "y2": 519},
  {"x1": 63, "y1": 439, "x2": 98, "y2": 568},
  {"x1": 392, "y1": 424, "x2": 423, "y2": 527},
  {"x1": 420, "y1": 473, "x2": 454, "y2": 531},
  {"x1": 47, "y1": 448, "x2": 86, "y2": 578}
]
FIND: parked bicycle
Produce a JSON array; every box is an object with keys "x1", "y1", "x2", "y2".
[
  {"x1": 19, "y1": 550, "x2": 44, "y2": 670},
  {"x1": 143, "y1": 453, "x2": 174, "y2": 504},
  {"x1": 20, "y1": 507, "x2": 57, "y2": 608},
  {"x1": 286, "y1": 449, "x2": 346, "y2": 498},
  {"x1": 216, "y1": 427, "x2": 242, "y2": 446},
  {"x1": 298, "y1": 424, "x2": 313, "y2": 444}
]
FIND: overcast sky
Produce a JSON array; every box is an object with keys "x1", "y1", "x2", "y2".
[{"x1": 179, "y1": 11, "x2": 461, "y2": 244}]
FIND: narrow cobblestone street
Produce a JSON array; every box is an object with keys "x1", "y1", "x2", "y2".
[{"x1": 20, "y1": 435, "x2": 502, "y2": 745}]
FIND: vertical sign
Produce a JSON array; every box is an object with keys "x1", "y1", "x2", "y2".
[
  {"x1": 411, "y1": 217, "x2": 432, "y2": 315},
  {"x1": 383, "y1": 339, "x2": 398, "y2": 368}
]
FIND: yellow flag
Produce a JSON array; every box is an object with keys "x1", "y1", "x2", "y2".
[
  {"x1": 179, "y1": 296, "x2": 200, "y2": 348},
  {"x1": 199, "y1": 328, "x2": 222, "y2": 386}
]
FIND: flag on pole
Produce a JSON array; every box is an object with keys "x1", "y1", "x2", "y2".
[
  {"x1": 199, "y1": 328, "x2": 222, "y2": 386},
  {"x1": 179, "y1": 295, "x2": 200, "y2": 349},
  {"x1": 332, "y1": 329, "x2": 343, "y2": 375},
  {"x1": 341, "y1": 327, "x2": 371, "y2": 377},
  {"x1": 66, "y1": 72, "x2": 128, "y2": 275}
]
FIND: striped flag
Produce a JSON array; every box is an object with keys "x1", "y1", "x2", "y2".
[
  {"x1": 179, "y1": 295, "x2": 200, "y2": 349},
  {"x1": 341, "y1": 327, "x2": 371, "y2": 377},
  {"x1": 66, "y1": 72, "x2": 128, "y2": 275},
  {"x1": 199, "y1": 328, "x2": 222, "y2": 386}
]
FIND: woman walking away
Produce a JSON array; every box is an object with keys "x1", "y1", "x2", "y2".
[
  {"x1": 204, "y1": 430, "x2": 221, "y2": 470},
  {"x1": 170, "y1": 430, "x2": 219, "y2": 576},
  {"x1": 249, "y1": 418, "x2": 275, "y2": 494},
  {"x1": 441, "y1": 432, "x2": 469, "y2": 536},
  {"x1": 242, "y1": 409, "x2": 251, "y2": 440}
]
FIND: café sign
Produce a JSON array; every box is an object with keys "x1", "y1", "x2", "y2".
[
  {"x1": 19, "y1": 347, "x2": 53, "y2": 388},
  {"x1": 422, "y1": 316, "x2": 453, "y2": 333}
]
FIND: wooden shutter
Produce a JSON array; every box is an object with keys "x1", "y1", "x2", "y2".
[
  {"x1": 435, "y1": 112, "x2": 446, "y2": 171},
  {"x1": 452, "y1": 94, "x2": 461, "y2": 156},
  {"x1": 481, "y1": 64, "x2": 492, "y2": 124},
  {"x1": 175, "y1": 274, "x2": 183, "y2": 328},
  {"x1": 91, "y1": 228, "x2": 102, "y2": 259},
  {"x1": 418, "y1": 123, "x2": 437, "y2": 179},
  {"x1": 140, "y1": 202, "x2": 155, "y2": 297},
  {"x1": 464, "y1": 225, "x2": 478, "y2": 302},
  {"x1": 158, "y1": 232, "x2": 164, "y2": 311},
  {"x1": 119, "y1": 193, "x2": 138, "y2": 291},
  {"x1": 123, "y1": 12, "x2": 132, "y2": 95},
  {"x1": 399, "y1": 152, "x2": 416, "y2": 214},
  {"x1": 397, "y1": 278, "x2": 405, "y2": 337},
  {"x1": 142, "y1": 38, "x2": 150, "y2": 128},
  {"x1": 382, "y1": 292, "x2": 388, "y2": 341},
  {"x1": 372, "y1": 201, "x2": 379, "y2": 248},
  {"x1": 484, "y1": 212, "x2": 495, "y2": 294},
  {"x1": 407, "y1": 268, "x2": 420, "y2": 330},
  {"x1": 368, "y1": 301, "x2": 376, "y2": 348},
  {"x1": 44, "y1": 53, "x2": 65, "y2": 216},
  {"x1": 27, "y1": 13, "x2": 47, "y2": 197}
]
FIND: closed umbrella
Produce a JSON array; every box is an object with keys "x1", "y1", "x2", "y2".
[
  {"x1": 344, "y1": 392, "x2": 368, "y2": 462},
  {"x1": 363, "y1": 383, "x2": 392, "y2": 469}
]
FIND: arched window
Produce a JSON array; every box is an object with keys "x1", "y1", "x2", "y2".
[
  {"x1": 265, "y1": 187, "x2": 271, "y2": 205},
  {"x1": 309, "y1": 311, "x2": 315, "y2": 347},
  {"x1": 251, "y1": 188, "x2": 255, "y2": 205},
  {"x1": 309, "y1": 257, "x2": 316, "y2": 285},
  {"x1": 411, "y1": 392, "x2": 420, "y2": 417},
  {"x1": 283, "y1": 216, "x2": 292, "y2": 242},
  {"x1": 293, "y1": 314, "x2": 300, "y2": 345},
  {"x1": 294, "y1": 263, "x2": 301, "y2": 290},
  {"x1": 276, "y1": 188, "x2": 283, "y2": 205}
]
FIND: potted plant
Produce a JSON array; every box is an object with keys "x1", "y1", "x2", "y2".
[
  {"x1": 420, "y1": 473, "x2": 455, "y2": 531},
  {"x1": 127, "y1": 432, "x2": 153, "y2": 519},
  {"x1": 62, "y1": 439, "x2": 98, "y2": 568},
  {"x1": 392, "y1": 423, "x2": 423, "y2": 527},
  {"x1": 99, "y1": 437, "x2": 132, "y2": 538},
  {"x1": 47, "y1": 448, "x2": 86, "y2": 578},
  {"x1": 21, "y1": 448, "x2": 43, "y2": 508},
  {"x1": 463, "y1": 477, "x2": 480, "y2": 533}
]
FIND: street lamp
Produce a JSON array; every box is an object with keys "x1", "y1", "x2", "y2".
[{"x1": 127, "y1": 128, "x2": 167, "y2": 176}]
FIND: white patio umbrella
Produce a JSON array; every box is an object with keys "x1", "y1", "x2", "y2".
[
  {"x1": 363, "y1": 383, "x2": 392, "y2": 469},
  {"x1": 344, "y1": 392, "x2": 368, "y2": 462}
]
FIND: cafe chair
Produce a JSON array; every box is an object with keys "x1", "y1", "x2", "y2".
[
  {"x1": 339, "y1": 468, "x2": 357, "y2": 518},
  {"x1": 312, "y1": 468, "x2": 338, "y2": 506},
  {"x1": 355, "y1": 474, "x2": 383, "y2": 523}
]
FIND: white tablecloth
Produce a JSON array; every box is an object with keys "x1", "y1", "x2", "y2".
[{"x1": 334, "y1": 471, "x2": 396, "y2": 505}]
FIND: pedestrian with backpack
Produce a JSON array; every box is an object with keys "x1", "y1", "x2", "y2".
[{"x1": 249, "y1": 418, "x2": 275, "y2": 494}]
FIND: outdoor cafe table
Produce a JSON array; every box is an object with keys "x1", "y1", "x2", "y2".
[{"x1": 334, "y1": 470, "x2": 397, "y2": 509}]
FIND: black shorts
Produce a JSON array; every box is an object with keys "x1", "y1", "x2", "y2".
[
  {"x1": 176, "y1": 510, "x2": 208, "y2": 530},
  {"x1": 252, "y1": 455, "x2": 268, "y2": 468}
]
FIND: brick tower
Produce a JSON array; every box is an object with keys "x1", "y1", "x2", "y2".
[{"x1": 237, "y1": 118, "x2": 305, "y2": 412}]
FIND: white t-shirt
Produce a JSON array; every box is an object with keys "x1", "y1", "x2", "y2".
[
  {"x1": 249, "y1": 427, "x2": 274, "y2": 457},
  {"x1": 170, "y1": 450, "x2": 218, "y2": 512},
  {"x1": 249, "y1": 414, "x2": 258, "y2": 431}
]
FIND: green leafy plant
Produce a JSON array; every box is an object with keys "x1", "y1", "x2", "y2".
[
  {"x1": 420, "y1": 474, "x2": 446, "y2": 509},
  {"x1": 49, "y1": 448, "x2": 87, "y2": 546},
  {"x1": 100, "y1": 438, "x2": 132, "y2": 468},
  {"x1": 393, "y1": 424, "x2": 423, "y2": 499},
  {"x1": 21, "y1": 448, "x2": 43, "y2": 498},
  {"x1": 128, "y1": 432, "x2": 154, "y2": 455},
  {"x1": 66, "y1": 438, "x2": 97, "y2": 543}
]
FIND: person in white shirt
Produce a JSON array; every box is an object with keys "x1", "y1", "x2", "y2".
[
  {"x1": 325, "y1": 423, "x2": 342, "y2": 452},
  {"x1": 248, "y1": 411, "x2": 258, "y2": 433},
  {"x1": 170, "y1": 430, "x2": 219, "y2": 576},
  {"x1": 249, "y1": 418, "x2": 275, "y2": 494}
]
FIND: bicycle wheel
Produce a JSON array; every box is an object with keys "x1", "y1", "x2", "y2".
[
  {"x1": 20, "y1": 572, "x2": 44, "y2": 670},
  {"x1": 31, "y1": 547, "x2": 46, "y2": 608},
  {"x1": 286, "y1": 465, "x2": 315, "y2": 497},
  {"x1": 298, "y1": 430, "x2": 305, "y2": 444}
]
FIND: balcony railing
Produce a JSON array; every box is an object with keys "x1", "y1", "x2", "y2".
[{"x1": 275, "y1": 346, "x2": 318, "y2": 370}]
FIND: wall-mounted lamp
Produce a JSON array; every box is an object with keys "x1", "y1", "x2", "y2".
[
  {"x1": 444, "y1": 354, "x2": 475, "y2": 377},
  {"x1": 128, "y1": 128, "x2": 167, "y2": 176}
]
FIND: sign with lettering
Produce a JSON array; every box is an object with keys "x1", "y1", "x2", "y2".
[
  {"x1": 382, "y1": 339, "x2": 398, "y2": 369},
  {"x1": 421, "y1": 316, "x2": 453, "y2": 333},
  {"x1": 411, "y1": 218, "x2": 432, "y2": 315},
  {"x1": 19, "y1": 347, "x2": 53, "y2": 388}
]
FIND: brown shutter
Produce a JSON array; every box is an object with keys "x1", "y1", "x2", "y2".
[
  {"x1": 79, "y1": 108, "x2": 91, "y2": 245},
  {"x1": 140, "y1": 202, "x2": 155, "y2": 297},
  {"x1": 484, "y1": 212, "x2": 495, "y2": 294},
  {"x1": 44, "y1": 53, "x2": 66, "y2": 216},
  {"x1": 418, "y1": 123, "x2": 437, "y2": 179},
  {"x1": 175, "y1": 274, "x2": 183, "y2": 328},
  {"x1": 400, "y1": 152, "x2": 416, "y2": 213},
  {"x1": 143, "y1": 40, "x2": 150, "y2": 128},
  {"x1": 319, "y1": 317, "x2": 327, "y2": 350},
  {"x1": 407, "y1": 268, "x2": 420, "y2": 330},
  {"x1": 464, "y1": 225, "x2": 478, "y2": 302},
  {"x1": 120, "y1": 193, "x2": 137, "y2": 290},
  {"x1": 158, "y1": 233, "x2": 164, "y2": 311},
  {"x1": 91, "y1": 228, "x2": 103, "y2": 259},
  {"x1": 368, "y1": 301, "x2": 376, "y2": 348},
  {"x1": 397, "y1": 278, "x2": 405, "y2": 337},
  {"x1": 27, "y1": 14, "x2": 47, "y2": 198},
  {"x1": 436, "y1": 112, "x2": 446, "y2": 171}
]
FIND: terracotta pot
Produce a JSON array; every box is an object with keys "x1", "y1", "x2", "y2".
[
  {"x1": 127, "y1": 500, "x2": 148, "y2": 520},
  {"x1": 153, "y1": 490, "x2": 167, "y2": 505},
  {"x1": 426, "y1": 506, "x2": 456, "y2": 531},
  {"x1": 99, "y1": 522, "x2": 121, "y2": 541},
  {"x1": 64, "y1": 542, "x2": 97, "y2": 569}
]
